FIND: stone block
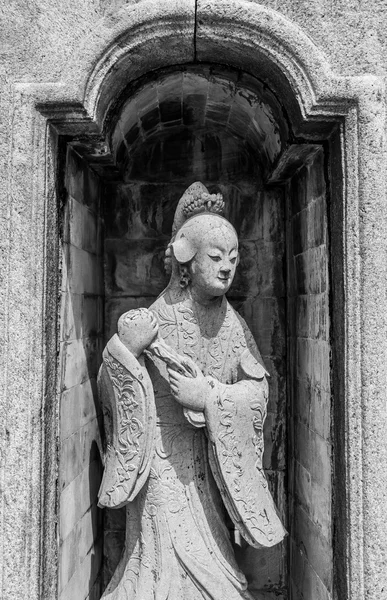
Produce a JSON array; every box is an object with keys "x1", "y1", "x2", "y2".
[
  {"x1": 296, "y1": 338, "x2": 330, "y2": 393},
  {"x1": 60, "y1": 293, "x2": 103, "y2": 342},
  {"x1": 59, "y1": 539, "x2": 103, "y2": 600},
  {"x1": 83, "y1": 295, "x2": 104, "y2": 338},
  {"x1": 293, "y1": 420, "x2": 332, "y2": 490},
  {"x1": 289, "y1": 163, "x2": 308, "y2": 216},
  {"x1": 183, "y1": 70, "x2": 208, "y2": 127},
  {"x1": 294, "y1": 246, "x2": 328, "y2": 295},
  {"x1": 60, "y1": 337, "x2": 102, "y2": 391},
  {"x1": 104, "y1": 238, "x2": 168, "y2": 296},
  {"x1": 103, "y1": 182, "x2": 132, "y2": 239},
  {"x1": 61, "y1": 243, "x2": 103, "y2": 296},
  {"x1": 294, "y1": 459, "x2": 332, "y2": 541},
  {"x1": 84, "y1": 165, "x2": 101, "y2": 210},
  {"x1": 205, "y1": 79, "x2": 233, "y2": 126},
  {"x1": 291, "y1": 209, "x2": 309, "y2": 257},
  {"x1": 295, "y1": 293, "x2": 329, "y2": 341},
  {"x1": 237, "y1": 297, "x2": 286, "y2": 358},
  {"x1": 292, "y1": 504, "x2": 333, "y2": 591},
  {"x1": 220, "y1": 185, "x2": 264, "y2": 240},
  {"x1": 158, "y1": 71, "x2": 184, "y2": 124},
  {"x1": 65, "y1": 149, "x2": 85, "y2": 205},
  {"x1": 131, "y1": 182, "x2": 182, "y2": 237},
  {"x1": 137, "y1": 84, "x2": 159, "y2": 134},
  {"x1": 59, "y1": 502, "x2": 103, "y2": 592},
  {"x1": 63, "y1": 196, "x2": 102, "y2": 256},
  {"x1": 307, "y1": 150, "x2": 326, "y2": 201},
  {"x1": 60, "y1": 460, "x2": 103, "y2": 542},
  {"x1": 289, "y1": 150, "x2": 326, "y2": 217},
  {"x1": 308, "y1": 196, "x2": 327, "y2": 249},
  {"x1": 59, "y1": 417, "x2": 102, "y2": 491},
  {"x1": 291, "y1": 195, "x2": 327, "y2": 256},
  {"x1": 60, "y1": 378, "x2": 100, "y2": 441},
  {"x1": 290, "y1": 538, "x2": 332, "y2": 600},
  {"x1": 293, "y1": 377, "x2": 330, "y2": 441},
  {"x1": 231, "y1": 240, "x2": 285, "y2": 298},
  {"x1": 60, "y1": 291, "x2": 82, "y2": 342}
]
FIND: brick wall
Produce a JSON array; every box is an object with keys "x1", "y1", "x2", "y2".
[
  {"x1": 287, "y1": 148, "x2": 332, "y2": 600},
  {"x1": 229, "y1": 184, "x2": 287, "y2": 599},
  {"x1": 58, "y1": 148, "x2": 104, "y2": 600}
]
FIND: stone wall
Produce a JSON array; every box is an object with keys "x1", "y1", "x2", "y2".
[
  {"x1": 1, "y1": 2, "x2": 387, "y2": 600},
  {"x1": 286, "y1": 148, "x2": 332, "y2": 600},
  {"x1": 58, "y1": 147, "x2": 104, "y2": 600}
]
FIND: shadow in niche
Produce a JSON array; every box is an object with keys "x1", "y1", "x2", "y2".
[
  {"x1": 60, "y1": 146, "x2": 108, "y2": 598},
  {"x1": 88, "y1": 441, "x2": 104, "y2": 600}
]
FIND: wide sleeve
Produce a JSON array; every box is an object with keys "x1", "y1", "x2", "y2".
[
  {"x1": 203, "y1": 328, "x2": 287, "y2": 548},
  {"x1": 97, "y1": 334, "x2": 156, "y2": 509}
]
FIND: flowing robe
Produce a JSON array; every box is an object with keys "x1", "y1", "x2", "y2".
[{"x1": 99, "y1": 287, "x2": 286, "y2": 600}]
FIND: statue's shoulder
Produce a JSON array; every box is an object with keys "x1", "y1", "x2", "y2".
[
  {"x1": 225, "y1": 301, "x2": 253, "y2": 338},
  {"x1": 149, "y1": 288, "x2": 175, "y2": 318},
  {"x1": 149, "y1": 289, "x2": 180, "y2": 344},
  {"x1": 226, "y1": 301, "x2": 269, "y2": 377}
]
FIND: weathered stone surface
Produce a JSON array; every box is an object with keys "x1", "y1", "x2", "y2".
[{"x1": 1, "y1": 2, "x2": 387, "y2": 600}]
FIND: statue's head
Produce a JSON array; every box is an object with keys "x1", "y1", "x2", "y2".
[{"x1": 171, "y1": 213, "x2": 239, "y2": 300}]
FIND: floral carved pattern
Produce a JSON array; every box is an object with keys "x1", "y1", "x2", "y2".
[{"x1": 104, "y1": 354, "x2": 144, "y2": 499}]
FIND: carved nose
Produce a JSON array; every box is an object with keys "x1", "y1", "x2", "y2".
[{"x1": 220, "y1": 268, "x2": 231, "y2": 276}]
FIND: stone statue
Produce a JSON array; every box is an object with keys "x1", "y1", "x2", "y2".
[{"x1": 98, "y1": 182, "x2": 286, "y2": 600}]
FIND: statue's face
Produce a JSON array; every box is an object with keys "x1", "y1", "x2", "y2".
[{"x1": 190, "y1": 225, "x2": 238, "y2": 299}]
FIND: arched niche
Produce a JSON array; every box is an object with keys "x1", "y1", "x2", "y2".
[
  {"x1": 32, "y1": 3, "x2": 387, "y2": 600},
  {"x1": 59, "y1": 62, "x2": 331, "y2": 600}
]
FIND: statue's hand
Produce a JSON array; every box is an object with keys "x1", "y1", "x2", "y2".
[{"x1": 167, "y1": 358, "x2": 207, "y2": 411}]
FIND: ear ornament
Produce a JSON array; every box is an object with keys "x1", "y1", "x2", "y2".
[{"x1": 171, "y1": 237, "x2": 196, "y2": 264}]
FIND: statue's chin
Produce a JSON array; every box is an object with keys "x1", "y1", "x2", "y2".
[{"x1": 192, "y1": 280, "x2": 232, "y2": 301}]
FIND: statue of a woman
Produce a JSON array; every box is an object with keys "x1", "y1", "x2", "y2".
[{"x1": 98, "y1": 183, "x2": 286, "y2": 600}]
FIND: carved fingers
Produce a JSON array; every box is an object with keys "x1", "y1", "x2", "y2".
[{"x1": 167, "y1": 367, "x2": 206, "y2": 411}]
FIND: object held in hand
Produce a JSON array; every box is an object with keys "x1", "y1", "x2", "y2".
[{"x1": 118, "y1": 308, "x2": 197, "y2": 378}]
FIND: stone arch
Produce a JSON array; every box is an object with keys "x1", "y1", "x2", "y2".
[{"x1": 78, "y1": 0, "x2": 336, "y2": 133}]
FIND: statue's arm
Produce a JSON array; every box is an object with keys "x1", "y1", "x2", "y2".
[
  {"x1": 200, "y1": 324, "x2": 286, "y2": 549},
  {"x1": 97, "y1": 334, "x2": 156, "y2": 509}
]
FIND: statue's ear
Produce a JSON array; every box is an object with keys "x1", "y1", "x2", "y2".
[{"x1": 171, "y1": 237, "x2": 196, "y2": 264}]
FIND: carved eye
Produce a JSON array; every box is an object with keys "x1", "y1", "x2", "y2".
[
  {"x1": 209, "y1": 255, "x2": 221, "y2": 262},
  {"x1": 230, "y1": 257, "x2": 237, "y2": 264}
]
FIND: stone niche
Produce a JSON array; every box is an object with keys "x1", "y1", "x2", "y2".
[{"x1": 58, "y1": 63, "x2": 333, "y2": 600}]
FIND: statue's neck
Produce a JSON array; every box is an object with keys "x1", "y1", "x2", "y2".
[{"x1": 189, "y1": 287, "x2": 224, "y2": 309}]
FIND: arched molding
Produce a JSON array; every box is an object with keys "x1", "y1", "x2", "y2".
[{"x1": 78, "y1": 0, "x2": 339, "y2": 132}]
